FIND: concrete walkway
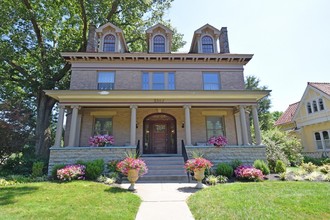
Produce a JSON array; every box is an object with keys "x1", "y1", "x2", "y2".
[{"x1": 120, "y1": 183, "x2": 201, "y2": 220}]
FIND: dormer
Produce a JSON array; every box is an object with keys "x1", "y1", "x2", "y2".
[
  {"x1": 146, "y1": 23, "x2": 173, "y2": 53},
  {"x1": 94, "y1": 22, "x2": 129, "y2": 53},
  {"x1": 189, "y1": 24, "x2": 220, "y2": 54}
]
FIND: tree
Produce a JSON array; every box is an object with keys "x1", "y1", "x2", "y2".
[
  {"x1": 0, "y1": 0, "x2": 185, "y2": 158},
  {"x1": 245, "y1": 75, "x2": 272, "y2": 131}
]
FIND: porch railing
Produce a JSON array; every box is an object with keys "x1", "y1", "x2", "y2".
[{"x1": 181, "y1": 140, "x2": 190, "y2": 182}]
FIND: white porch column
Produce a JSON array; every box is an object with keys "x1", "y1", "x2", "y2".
[
  {"x1": 239, "y1": 105, "x2": 249, "y2": 145},
  {"x1": 184, "y1": 105, "x2": 192, "y2": 145},
  {"x1": 68, "y1": 105, "x2": 79, "y2": 147},
  {"x1": 252, "y1": 105, "x2": 262, "y2": 145},
  {"x1": 130, "y1": 105, "x2": 137, "y2": 146},
  {"x1": 54, "y1": 105, "x2": 65, "y2": 147}
]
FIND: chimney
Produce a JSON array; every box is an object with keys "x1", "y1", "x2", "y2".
[
  {"x1": 86, "y1": 24, "x2": 97, "y2": 52},
  {"x1": 219, "y1": 27, "x2": 230, "y2": 53}
]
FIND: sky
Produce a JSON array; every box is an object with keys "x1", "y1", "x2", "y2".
[{"x1": 166, "y1": 0, "x2": 330, "y2": 112}]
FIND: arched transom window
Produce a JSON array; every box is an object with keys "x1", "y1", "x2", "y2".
[
  {"x1": 103, "y1": 34, "x2": 116, "y2": 52},
  {"x1": 153, "y1": 35, "x2": 165, "y2": 52},
  {"x1": 202, "y1": 36, "x2": 214, "y2": 53}
]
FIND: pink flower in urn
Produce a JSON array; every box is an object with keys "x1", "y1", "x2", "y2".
[
  {"x1": 89, "y1": 135, "x2": 114, "y2": 147},
  {"x1": 208, "y1": 135, "x2": 228, "y2": 147}
]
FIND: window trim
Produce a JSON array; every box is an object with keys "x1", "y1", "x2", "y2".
[
  {"x1": 201, "y1": 35, "x2": 214, "y2": 53},
  {"x1": 307, "y1": 97, "x2": 326, "y2": 114},
  {"x1": 103, "y1": 34, "x2": 116, "y2": 52},
  {"x1": 205, "y1": 116, "x2": 226, "y2": 141},
  {"x1": 93, "y1": 117, "x2": 113, "y2": 136},
  {"x1": 153, "y1": 34, "x2": 166, "y2": 53},
  {"x1": 142, "y1": 72, "x2": 175, "y2": 90},
  {"x1": 314, "y1": 130, "x2": 330, "y2": 151},
  {"x1": 203, "y1": 72, "x2": 220, "y2": 90},
  {"x1": 97, "y1": 72, "x2": 115, "y2": 90}
]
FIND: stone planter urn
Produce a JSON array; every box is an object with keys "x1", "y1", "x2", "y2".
[
  {"x1": 194, "y1": 168, "x2": 205, "y2": 189},
  {"x1": 127, "y1": 169, "x2": 139, "y2": 191}
]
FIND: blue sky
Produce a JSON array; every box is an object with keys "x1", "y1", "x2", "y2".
[{"x1": 167, "y1": 0, "x2": 330, "y2": 112}]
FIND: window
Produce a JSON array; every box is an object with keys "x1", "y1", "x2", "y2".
[
  {"x1": 307, "y1": 102, "x2": 312, "y2": 114},
  {"x1": 98, "y1": 72, "x2": 114, "y2": 90},
  {"x1": 153, "y1": 35, "x2": 165, "y2": 52},
  {"x1": 319, "y1": 98, "x2": 324, "y2": 111},
  {"x1": 203, "y1": 72, "x2": 220, "y2": 90},
  {"x1": 94, "y1": 118, "x2": 112, "y2": 135},
  {"x1": 206, "y1": 116, "x2": 225, "y2": 140},
  {"x1": 153, "y1": 72, "x2": 165, "y2": 90},
  {"x1": 313, "y1": 100, "x2": 318, "y2": 112},
  {"x1": 103, "y1": 34, "x2": 115, "y2": 52},
  {"x1": 142, "y1": 72, "x2": 175, "y2": 90},
  {"x1": 315, "y1": 131, "x2": 330, "y2": 150},
  {"x1": 202, "y1": 36, "x2": 214, "y2": 53}
]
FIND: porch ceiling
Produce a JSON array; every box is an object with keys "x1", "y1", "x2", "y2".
[{"x1": 45, "y1": 90, "x2": 270, "y2": 106}]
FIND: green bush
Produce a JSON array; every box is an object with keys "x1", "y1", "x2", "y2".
[
  {"x1": 320, "y1": 164, "x2": 330, "y2": 174},
  {"x1": 321, "y1": 158, "x2": 330, "y2": 165},
  {"x1": 77, "y1": 159, "x2": 105, "y2": 180},
  {"x1": 51, "y1": 164, "x2": 66, "y2": 180},
  {"x1": 275, "y1": 160, "x2": 287, "y2": 173},
  {"x1": 253, "y1": 160, "x2": 270, "y2": 175},
  {"x1": 206, "y1": 175, "x2": 218, "y2": 186},
  {"x1": 230, "y1": 159, "x2": 242, "y2": 170},
  {"x1": 303, "y1": 156, "x2": 323, "y2": 166},
  {"x1": 107, "y1": 160, "x2": 119, "y2": 173},
  {"x1": 32, "y1": 161, "x2": 44, "y2": 178},
  {"x1": 300, "y1": 162, "x2": 317, "y2": 173},
  {"x1": 216, "y1": 163, "x2": 233, "y2": 178}
]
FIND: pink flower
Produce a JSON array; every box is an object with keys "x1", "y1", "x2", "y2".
[
  {"x1": 117, "y1": 158, "x2": 148, "y2": 177},
  {"x1": 89, "y1": 135, "x2": 114, "y2": 147},
  {"x1": 208, "y1": 135, "x2": 228, "y2": 147},
  {"x1": 184, "y1": 157, "x2": 213, "y2": 172}
]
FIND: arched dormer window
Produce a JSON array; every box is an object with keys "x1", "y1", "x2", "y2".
[
  {"x1": 103, "y1": 34, "x2": 116, "y2": 52},
  {"x1": 202, "y1": 36, "x2": 214, "y2": 53},
  {"x1": 307, "y1": 102, "x2": 312, "y2": 114},
  {"x1": 153, "y1": 35, "x2": 165, "y2": 52}
]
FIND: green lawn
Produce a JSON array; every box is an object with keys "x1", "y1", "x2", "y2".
[
  {"x1": 0, "y1": 181, "x2": 141, "y2": 220},
  {"x1": 188, "y1": 181, "x2": 330, "y2": 220}
]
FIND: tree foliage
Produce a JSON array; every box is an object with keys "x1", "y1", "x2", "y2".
[{"x1": 0, "y1": 0, "x2": 185, "y2": 158}]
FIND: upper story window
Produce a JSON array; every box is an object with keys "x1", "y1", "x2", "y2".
[
  {"x1": 203, "y1": 72, "x2": 220, "y2": 90},
  {"x1": 313, "y1": 100, "x2": 318, "y2": 112},
  {"x1": 202, "y1": 36, "x2": 214, "y2": 53},
  {"x1": 142, "y1": 72, "x2": 175, "y2": 90},
  {"x1": 103, "y1": 34, "x2": 116, "y2": 52},
  {"x1": 206, "y1": 116, "x2": 225, "y2": 140},
  {"x1": 98, "y1": 72, "x2": 115, "y2": 90},
  {"x1": 307, "y1": 102, "x2": 312, "y2": 114},
  {"x1": 153, "y1": 35, "x2": 165, "y2": 52},
  {"x1": 319, "y1": 98, "x2": 324, "y2": 110},
  {"x1": 94, "y1": 118, "x2": 112, "y2": 135}
]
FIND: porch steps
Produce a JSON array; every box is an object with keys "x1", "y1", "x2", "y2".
[{"x1": 136, "y1": 155, "x2": 189, "y2": 183}]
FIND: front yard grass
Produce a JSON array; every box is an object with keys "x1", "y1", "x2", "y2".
[
  {"x1": 187, "y1": 181, "x2": 330, "y2": 220},
  {"x1": 0, "y1": 181, "x2": 141, "y2": 220}
]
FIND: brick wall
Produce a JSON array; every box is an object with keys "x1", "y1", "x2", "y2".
[
  {"x1": 48, "y1": 146, "x2": 135, "y2": 175},
  {"x1": 186, "y1": 145, "x2": 266, "y2": 167}
]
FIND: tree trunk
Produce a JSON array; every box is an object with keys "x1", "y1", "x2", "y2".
[{"x1": 35, "y1": 90, "x2": 56, "y2": 159}]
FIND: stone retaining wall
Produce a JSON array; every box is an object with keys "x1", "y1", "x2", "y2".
[
  {"x1": 48, "y1": 146, "x2": 135, "y2": 175},
  {"x1": 186, "y1": 145, "x2": 266, "y2": 167}
]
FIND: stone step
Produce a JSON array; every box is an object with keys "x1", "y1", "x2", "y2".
[
  {"x1": 138, "y1": 174, "x2": 189, "y2": 183},
  {"x1": 147, "y1": 169, "x2": 185, "y2": 175},
  {"x1": 146, "y1": 164, "x2": 184, "y2": 170}
]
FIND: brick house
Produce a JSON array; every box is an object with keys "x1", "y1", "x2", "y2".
[
  {"x1": 46, "y1": 23, "x2": 270, "y2": 177},
  {"x1": 275, "y1": 82, "x2": 330, "y2": 157}
]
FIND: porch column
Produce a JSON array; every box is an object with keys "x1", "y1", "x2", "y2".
[
  {"x1": 234, "y1": 112, "x2": 243, "y2": 145},
  {"x1": 130, "y1": 105, "x2": 137, "y2": 146},
  {"x1": 68, "y1": 105, "x2": 79, "y2": 147},
  {"x1": 184, "y1": 105, "x2": 192, "y2": 145},
  {"x1": 239, "y1": 105, "x2": 249, "y2": 145},
  {"x1": 252, "y1": 105, "x2": 262, "y2": 145},
  {"x1": 54, "y1": 105, "x2": 65, "y2": 147}
]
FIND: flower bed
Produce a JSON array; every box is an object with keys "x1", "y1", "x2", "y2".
[
  {"x1": 234, "y1": 165, "x2": 264, "y2": 181},
  {"x1": 57, "y1": 164, "x2": 86, "y2": 181}
]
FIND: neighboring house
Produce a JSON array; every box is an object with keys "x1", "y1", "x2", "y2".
[
  {"x1": 275, "y1": 82, "x2": 330, "y2": 157},
  {"x1": 46, "y1": 23, "x2": 270, "y2": 173}
]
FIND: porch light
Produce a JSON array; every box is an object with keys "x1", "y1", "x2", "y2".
[{"x1": 181, "y1": 122, "x2": 185, "y2": 128}]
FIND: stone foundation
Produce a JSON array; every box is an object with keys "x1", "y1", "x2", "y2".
[
  {"x1": 48, "y1": 146, "x2": 135, "y2": 175},
  {"x1": 186, "y1": 145, "x2": 266, "y2": 167}
]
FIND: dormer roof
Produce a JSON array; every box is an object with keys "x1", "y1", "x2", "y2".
[
  {"x1": 146, "y1": 23, "x2": 173, "y2": 53},
  {"x1": 146, "y1": 23, "x2": 173, "y2": 34},
  {"x1": 189, "y1": 24, "x2": 221, "y2": 53},
  {"x1": 95, "y1": 22, "x2": 129, "y2": 53}
]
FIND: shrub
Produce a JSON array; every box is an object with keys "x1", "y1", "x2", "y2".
[
  {"x1": 275, "y1": 160, "x2": 286, "y2": 173},
  {"x1": 322, "y1": 158, "x2": 330, "y2": 165},
  {"x1": 322, "y1": 174, "x2": 330, "y2": 182},
  {"x1": 234, "y1": 165, "x2": 264, "y2": 182},
  {"x1": 216, "y1": 163, "x2": 233, "y2": 178},
  {"x1": 51, "y1": 164, "x2": 66, "y2": 180},
  {"x1": 5, "y1": 175, "x2": 31, "y2": 183},
  {"x1": 304, "y1": 172, "x2": 319, "y2": 181},
  {"x1": 0, "y1": 178, "x2": 16, "y2": 186},
  {"x1": 320, "y1": 164, "x2": 330, "y2": 174},
  {"x1": 253, "y1": 160, "x2": 270, "y2": 175},
  {"x1": 57, "y1": 164, "x2": 85, "y2": 181},
  {"x1": 230, "y1": 159, "x2": 242, "y2": 170},
  {"x1": 77, "y1": 159, "x2": 105, "y2": 180},
  {"x1": 107, "y1": 160, "x2": 119, "y2": 173},
  {"x1": 206, "y1": 175, "x2": 218, "y2": 186},
  {"x1": 300, "y1": 162, "x2": 317, "y2": 173},
  {"x1": 279, "y1": 172, "x2": 287, "y2": 181},
  {"x1": 217, "y1": 175, "x2": 228, "y2": 183},
  {"x1": 303, "y1": 156, "x2": 323, "y2": 166},
  {"x1": 32, "y1": 161, "x2": 44, "y2": 178}
]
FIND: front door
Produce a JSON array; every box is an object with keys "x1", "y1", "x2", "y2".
[{"x1": 143, "y1": 113, "x2": 177, "y2": 154}]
